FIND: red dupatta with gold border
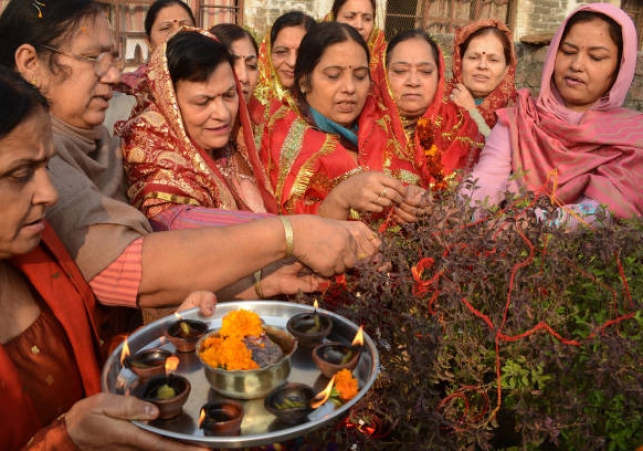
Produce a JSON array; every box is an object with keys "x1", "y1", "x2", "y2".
[
  {"x1": 446, "y1": 19, "x2": 517, "y2": 129},
  {"x1": 120, "y1": 28, "x2": 277, "y2": 218},
  {"x1": 259, "y1": 91, "x2": 419, "y2": 215},
  {"x1": 374, "y1": 35, "x2": 484, "y2": 188}
]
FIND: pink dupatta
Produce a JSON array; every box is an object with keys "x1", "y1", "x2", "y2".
[{"x1": 497, "y1": 3, "x2": 643, "y2": 219}]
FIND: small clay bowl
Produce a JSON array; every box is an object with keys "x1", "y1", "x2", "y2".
[
  {"x1": 200, "y1": 400, "x2": 244, "y2": 436},
  {"x1": 264, "y1": 382, "x2": 315, "y2": 424},
  {"x1": 312, "y1": 341, "x2": 360, "y2": 378},
  {"x1": 124, "y1": 348, "x2": 172, "y2": 380},
  {"x1": 165, "y1": 319, "x2": 208, "y2": 353},
  {"x1": 286, "y1": 312, "x2": 333, "y2": 348},
  {"x1": 137, "y1": 374, "x2": 191, "y2": 420}
]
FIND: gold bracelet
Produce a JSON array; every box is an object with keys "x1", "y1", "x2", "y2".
[
  {"x1": 279, "y1": 216, "x2": 294, "y2": 258},
  {"x1": 253, "y1": 270, "x2": 264, "y2": 299}
]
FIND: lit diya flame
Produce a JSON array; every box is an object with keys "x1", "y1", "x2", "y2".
[
  {"x1": 313, "y1": 299, "x2": 319, "y2": 312},
  {"x1": 352, "y1": 326, "x2": 364, "y2": 347},
  {"x1": 165, "y1": 356, "x2": 179, "y2": 376},
  {"x1": 198, "y1": 407, "x2": 206, "y2": 428},
  {"x1": 310, "y1": 375, "x2": 336, "y2": 409},
  {"x1": 120, "y1": 338, "x2": 131, "y2": 367}
]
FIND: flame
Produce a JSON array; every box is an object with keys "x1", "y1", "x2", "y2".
[
  {"x1": 120, "y1": 339, "x2": 131, "y2": 366},
  {"x1": 165, "y1": 356, "x2": 179, "y2": 375},
  {"x1": 198, "y1": 407, "x2": 206, "y2": 427},
  {"x1": 174, "y1": 312, "x2": 183, "y2": 321},
  {"x1": 351, "y1": 326, "x2": 364, "y2": 347},
  {"x1": 311, "y1": 375, "x2": 335, "y2": 409},
  {"x1": 313, "y1": 299, "x2": 319, "y2": 310}
]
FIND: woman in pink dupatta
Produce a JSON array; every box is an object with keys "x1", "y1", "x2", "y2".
[
  {"x1": 466, "y1": 3, "x2": 643, "y2": 225},
  {"x1": 120, "y1": 29, "x2": 278, "y2": 229}
]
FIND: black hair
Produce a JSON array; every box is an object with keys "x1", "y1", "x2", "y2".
[
  {"x1": 270, "y1": 11, "x2": 316, "y2": 46},
  {"x1": 166, "y1": 30, "x2": 233, "y2": 84},
  {"x1": 561, "y1": 10, "x2": 623, "y2": 74},
  {"x1": 331, "y1": 0, "x2": 377, "y2": 21},
  {"x1": 210, "y1": 23, "x2": 258, "y2": 56},
  {"x1": 0, "y1": 66, "x2": 49, "y2": 139},
  {"x1": 459, "y1": 26, "x2": 513, "y2": 66},
  {"x1": 0, "y1": 0, "x2": 104, "y2": 73},
  {"x1": 144, "y1": 0, "x2": 196, "y2": 37},
  {"x1": 294, "y1": 22, "x2": 370, "y2": 102},
  {"x1": 386, "y1": 29, "x2": 441, "y2": 78}
]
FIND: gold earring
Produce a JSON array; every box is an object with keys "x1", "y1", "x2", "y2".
[{"x1": 30, "y1": 78, "x2": 38, "y2": 86}]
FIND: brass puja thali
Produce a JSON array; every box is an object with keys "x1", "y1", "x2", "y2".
[{"x1": 101, "y1": 301, "x2": 380, "y2": 448}]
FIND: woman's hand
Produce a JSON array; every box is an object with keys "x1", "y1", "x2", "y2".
[
  {"x1": 450, "y1": 83, "x2": 477, "y2": 110},
  {"x1": 65, "y1": 393, "x2": 208, "y2": 451},
  {"x1": 393, "y1": 184, "x2": 428, "y2": 224},
  {"x1": 260, "y1": 260, "x2": 328, "y2": 296},
  {"x1": 318, "y1": 172, "x2": 406, "y2": 220},
  {"x1": 175, "y1": 291, "x2": 217, "y2": 317}
]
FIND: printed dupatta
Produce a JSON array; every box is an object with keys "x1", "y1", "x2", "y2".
[
  {"x1": 374, "y1": 35, "x2": 484, "y2": 188},
  {"x1": 120, "y1": 28, "x2": 277, "y2": 218},
  {"x1": 498, "y1": 3, "x2": 643, "y2": 219},
  {"x1": 446, "y1": 19, "x2": 517, "y2": 128}
]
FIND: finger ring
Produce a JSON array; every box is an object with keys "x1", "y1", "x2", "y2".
[
  {"x1": 380, "y1": 188, "x2": 388, "y2": 198},
  {"x1": 375, "y1": 195, "x2": 382, "y2": 206},
  {"x1": 367, "y1": 234, "x2": 377, "y2": 242}
]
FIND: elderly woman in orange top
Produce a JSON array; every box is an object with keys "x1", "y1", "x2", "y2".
[
  {"x1": 260, "y1": 21, "x2": 423, "y2": 222},
  {"x1": 446, "y1": 19, "x2": 516, "y2": 137},
  {"x1": 120, "y1": 29, "x2": 277, "y2": 226},
  {"x1": 0, "y1": 64, "x2": 217, "y2": 451}
]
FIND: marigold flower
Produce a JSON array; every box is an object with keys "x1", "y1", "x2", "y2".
[
  {"x1": 334, "y1": 368, "x2": 358, "y2": 401},
  {"x1": 219, "y1": 309, "x2": 263, "y2": 338}
]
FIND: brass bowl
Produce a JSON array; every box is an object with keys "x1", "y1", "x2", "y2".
[{"x1": 196, "y1": 325, "x2": 297, "y2": 399}]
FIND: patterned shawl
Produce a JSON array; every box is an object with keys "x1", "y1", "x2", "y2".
[
  {"x1": 446, "y1": 19, "x2": 517, "y2": 128},
  {"x1": 497, "y1": 3, "x2": 643, "y2": 219},
  {"x1": 119, "y1": 28, "x2": 277, "y2": 219},
  {"x1": 259, "y1": 91, "x2": 418, "y2": 215},
  {"x1": 374, "y1": 36, "x2": 484, "y2": 188}
]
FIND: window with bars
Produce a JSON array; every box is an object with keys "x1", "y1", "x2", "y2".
[
  {"x1": 384, "y1": 0, "x2": 514, "y2": 40},
  {"x1": 97, "y1": 0, "x2": 241, "y2": 69}
]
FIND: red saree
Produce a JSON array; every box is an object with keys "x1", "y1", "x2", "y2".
[
  {"x1": 259, "y1": 93, "x2": 420, "y2": 215},
  {"x1": 446, "y1": 19, "x2": 517, "y2": 129},
  {"x1": 120, "y1": 29, "x2": 277, "y2": 219},
  {"x1": 374, "y1": 36, "x2": 484, "y2": 188}
]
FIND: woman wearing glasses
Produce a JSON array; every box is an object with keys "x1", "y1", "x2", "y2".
[{"x1": 0, "y1": 0, "x2": 378, "y2": 331}]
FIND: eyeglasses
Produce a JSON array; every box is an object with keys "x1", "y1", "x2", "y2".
[{"x1": 38, "y1": 44, "x2": 124, "y2": 78}]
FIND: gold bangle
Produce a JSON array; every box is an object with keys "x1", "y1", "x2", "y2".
[
  {"x1": 279, "y1": 216, "x2": 294, "y2": 258},
  {"x1": 253, "y1": 270, "x2": 264, "y2": 299}
]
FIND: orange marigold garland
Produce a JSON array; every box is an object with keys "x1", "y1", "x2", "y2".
[
  {"x1": 416, "y1": 117, "x2": 447, "y2": 190},
  {"x1": 199, "y1": 309, "x2": 264, "y2": 370}
]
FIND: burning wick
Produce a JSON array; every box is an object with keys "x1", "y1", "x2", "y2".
[
  {"x1": 352, "y1": 326, "x2": 364, "y2": 347},
  {"x1": 311, "y1": 375, "x2": 336, "y2": 409},
  {"x1": 155, "y1": 356, "x2": 180, "y2": 399}
]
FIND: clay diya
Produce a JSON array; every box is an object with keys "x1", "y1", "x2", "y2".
[
  {"x1": 164, "y1": 316, "x2": 208, "y2": 353},
  {"x1": 123, "y1": 348, "x2": 172, "y2": 380},
  {"x1": 199, "y1": 401, "x2": 244, "y2": 436},
  {"x1": 312, "y1": 326, "x2": 364, "y2": 378},
  {"x1": 137, "y1": 373, "x2": 191, "y2": 420},
  {"x1": 264, "y1": 383, "x2": 315, "y2": 424},
  {"x1": 286, "y1": 301, "x2": 333, "y2": 348}
]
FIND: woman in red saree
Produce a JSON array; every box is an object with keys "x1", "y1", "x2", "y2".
[
  {"x1": 446, "y1": 19, "x2": 516, "y2": 136},
  {"x1": 120, "y1": 29, "x2": 278, "y2": 228},
  {"x1": 375, "y1": 29, "x2": 484, "y2": 190},
  {"x1": 325, "y1": 0, "x2": 387, "y2": 87},
  {"x1": 466, "y1": 3, "x2": 643, "y2": 225},
  {"x1": 249, "y1": 11, "x2": 316, "y2": 130},
  {"x1": 259, "y1": 22, "x2": 422, "y2": 221}
]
